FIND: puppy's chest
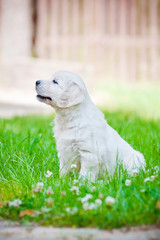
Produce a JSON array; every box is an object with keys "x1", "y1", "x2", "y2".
[{"x1": 54, "y1": 126, "x2": 79, "y2": 154}]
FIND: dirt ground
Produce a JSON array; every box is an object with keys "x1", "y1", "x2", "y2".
[{"x1": 0, "y1": 220, "x2": 160, "y2": 240}]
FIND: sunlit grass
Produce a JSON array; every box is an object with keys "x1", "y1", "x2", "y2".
[{"x1": 93, "y1": 82, "x2": 160, "y2": 119}]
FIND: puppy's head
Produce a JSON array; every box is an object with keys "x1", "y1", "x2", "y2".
[{"x1": 35, "y1": 71, "x2": 85, "y2": 109}]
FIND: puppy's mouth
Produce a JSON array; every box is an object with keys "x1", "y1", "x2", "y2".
[{"x1": 37, "y1": 95, "x2": 52, "y2": 101}]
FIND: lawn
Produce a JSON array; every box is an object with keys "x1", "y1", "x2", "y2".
[{"x1": 0, "y1": 84, "x2": 160, "y2": 228}]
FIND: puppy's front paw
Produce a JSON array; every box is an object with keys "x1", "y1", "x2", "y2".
[{"x1": 79, "y1": 171, "x2": 96, "y2": 182}]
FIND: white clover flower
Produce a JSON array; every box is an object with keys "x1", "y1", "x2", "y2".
[
  {"x1": 70, "y1": 186, "x2": 79, "y2": 195},
  {"x1": 45, "y1": 170, "x2": 53, "y2": 178},
  {"x1": 46, "y1": 186, "x2": 54, "y2": 195},
  {"x1": 73, "y1": 179, "x2": 79, "y2": 185},
  {"x1": 131, "y1": 169, "x2": 139, "y2": 177},
  {"x1": 140, "y1": 189, "x2": 145, "y2": 192},
  {"x1": 77, "y1": 197, "x2": 82, "y2": 201},
  {"x1": 61, "y1": 191, "x2": 66, "y2": 197},
  {"x1": 98, "y1": 193, "x2": 104, "y2": 200},
  {"x1": 71, "y1": 164, "x2": 77, "y2": 169},
  {"x1": 95, "y1": 199, "x2": 102, "y2": 206},
  {"x1": 89, "y1": 203, "x2": 97, "y2": 210},
  {"x1": 36, "y1": 182, "x2": 44, "y2": 192},
  {"x1": 105, "y1": 196, "x2": 115, "y2": 206},
  {"x1": 144, "y1": 177, "x2": 151, "y2": 182},
  {"x1": 15, "y1": 199, "x2": 22, "y2": 205},
  {"x1": 32, "y1": 182, "x2": 44, "y2": 193},
  {"x1": 66, "y1": 207, "x2": 72, "y2": 213},
  {"x1": 72, "y1": 207, "x2": 78, "y2": 214},
  {"x1": 125, "y1": 179, "x2": 132, "y2": 186},
  {"x1": 8, "y1": 199, "x2": 22, "y2": 207},
  {"x1": 82, "y1": 202, "x2": 97, "y2": 211},
  {"x1": 81, "y1": 194, "x2": 93, "y2": 203},
  {"x1": 154, "y1": 166, "x2": 159, "y2": 172},
  {"x1": 37, "y1": 182, "x2": 43, "y2": 187},
  {"x1": 82, "y1": 202, "x2": 90, "y2": 211},
  {"x1": 41, "y1": 207, "x2": 51, "y2": 213},
  {"x1": 66, "y1": 207, "x2": 78, "y2": 215},
  {"x1": 32, "y1": 188, "x2": 38, "y2": 193},
  {"x1": 46, "y1": 197, "x2": 54, "y2": 207},
  {"x1": 91, "y1": 186, "x2": 96, "y2": 192},
  {"x1": 150, "y1": 175, "x2": 157, "y2": 181}
]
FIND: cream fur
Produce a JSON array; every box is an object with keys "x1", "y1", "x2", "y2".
[{"x1": 36, "y1": 71, "x2": 145, "y2": 181}]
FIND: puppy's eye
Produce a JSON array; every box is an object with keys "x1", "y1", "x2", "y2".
[{"x1": 53, "y1": 79, "x2": 58, "y2": 84}]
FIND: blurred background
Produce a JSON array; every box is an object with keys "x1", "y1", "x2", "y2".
[{"x1": 0, "y1": 0, "x2": 160, "y2": 118}]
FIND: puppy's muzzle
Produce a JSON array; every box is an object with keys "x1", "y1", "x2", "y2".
[{"x1": 35, "y1": 80, "x2": 52, "y2": 101}]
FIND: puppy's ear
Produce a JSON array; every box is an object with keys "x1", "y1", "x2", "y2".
[{"x1": 57, "y1": 82, "x2": 84, "y2": 108}]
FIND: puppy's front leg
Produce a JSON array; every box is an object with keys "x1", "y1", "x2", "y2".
[
  {"x1": 79, "y1": 152, "x2": 99, "y2": 182},
  {"x1": 59, "y1": 156, "x2": 71, "y2": 176}
]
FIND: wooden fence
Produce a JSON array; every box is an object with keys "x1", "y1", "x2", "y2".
[{"x1": 35, "y1": 0, "x2": 160, "y2": 82}]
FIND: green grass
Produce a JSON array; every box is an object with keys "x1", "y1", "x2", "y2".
[{"x1": 0, "y1": 109, "x2": 160, "y2": 228}]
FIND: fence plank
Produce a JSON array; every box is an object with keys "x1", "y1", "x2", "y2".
[
  {"x1": 50, "y1": 0, "x2": 59, "y2": 58},
  {"x1": 61, "y1": 0, "x2": 69, "y2": 60},
  {"x1": 71, "y1": 0, "x2": 79, "y2": 60},
  {"x1": 118, "y1": 0, "x2": 127, "y2": 81},
  {"x1": 0, "y1": 0, "x2": 1, "y2": 43},
  {"x1": 109, "y1": 0, "x2": 116, "y2": 35},
  {"x1": 141, "y1": 0, "x2": 147, "y2": 35},
  {"x1": 83, "y1": 0, "x2": 92, "y2": 62},
  {"x1": 129, "y1": 0, "x2": 137, "y2": 82},
  {"x1": 139, "y1": 0, "x2": 148, "y2": 81},
  {"x1": 36, "y1": 0, "x2": 48, "y2": 57},
  {"x1": 108, "y1": 0, "x2": 117, "y2": 80},
  {"x1": 94, "y1": 0, "x2": 105, "y2": 74},
  {"x1": 149, "y1": 0, "x2": 158, "y2": 81},
  {"x1": 72, "y1": 0, "x2": 79, "y2": 35}
]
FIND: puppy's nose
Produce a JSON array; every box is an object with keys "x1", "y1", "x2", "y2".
[{"x1": 36, "y1": 80, "x2": 41, "y2": 86}]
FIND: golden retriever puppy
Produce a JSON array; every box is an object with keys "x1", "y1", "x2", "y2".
[{"x1": 36, "y1": 71, "x2": 145, "y2": 180}]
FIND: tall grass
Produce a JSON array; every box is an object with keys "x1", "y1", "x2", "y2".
[{"x1": 0, "y1": 108, "x2": 159, "y2": 228}]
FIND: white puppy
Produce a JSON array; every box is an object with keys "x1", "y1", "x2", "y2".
[{"x1": 36, "y1": 71, "x2": 145, "y2": 180}]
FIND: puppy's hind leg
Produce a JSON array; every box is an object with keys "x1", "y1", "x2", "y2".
[{"x1": 123, "y1": 150, "x2": 146, "y2": 173}]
